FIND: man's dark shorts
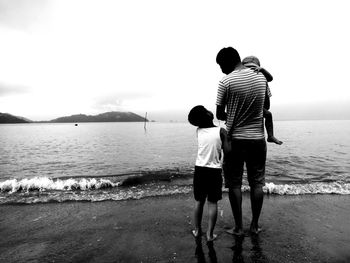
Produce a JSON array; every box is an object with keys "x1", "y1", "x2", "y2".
[
  {"x1": 193, "y1": 166, "x2": 222, "y2": 202},
  {"x1": 223, "y1": 139, "x2": 266, "y2": 189}
]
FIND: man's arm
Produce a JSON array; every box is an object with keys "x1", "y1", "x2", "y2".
[
  {"x1": 220, "y1": 128, "x2": 231, "y2": 155},
  {"x1": 216, "y1": 105, "x2": 227, "y2": 121},
  {"x1": 216, "y1": 80, "x2": 227, "y2": 121}
]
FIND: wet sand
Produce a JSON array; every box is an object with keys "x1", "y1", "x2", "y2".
[{"x1": 0, "y1": 193, "x2": 349, "y2": 263}]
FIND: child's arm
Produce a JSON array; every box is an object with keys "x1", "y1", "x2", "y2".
[
  {"x1": 255, "y1": 67, "x2": 273, "y2": 82},
  {"x1": 220, "y1": 128, "x2": 231, "y2": 155}
]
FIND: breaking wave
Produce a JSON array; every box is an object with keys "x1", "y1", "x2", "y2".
[
  {"x1": 1, "y1": 177, "x2": 349, "y2": 195},
  {"x1": 0, "y1": 177, "x2": 120, "y2": 193},
  {"x1": 0, "y1": 177, "x2": 349, "y2": 204},
  {"x1": 262, "y1": 182, "x2": 350, "y2": 195}
]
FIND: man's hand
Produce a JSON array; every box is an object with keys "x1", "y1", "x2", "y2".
[{"x1": 216, "y1": 105, "x2": 227, "y2": 121}]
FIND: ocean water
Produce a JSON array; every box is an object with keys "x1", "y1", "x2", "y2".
[{"x1": 0, "y1": 120, "x2": 349, "y2": 204}]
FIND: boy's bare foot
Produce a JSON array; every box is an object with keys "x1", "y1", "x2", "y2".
[
  {"x1": 206, "y1": 233, "x2": 218, "y2": 242},
  {"x1": 267, "y1": 136, "x2": 283, "y2": 145},
  {"x1": 225, "y1": 228, "x2": 244, "y2": 236},
  {"x1": 192, "y1": 229, "x2": 202, "y2": 238}
]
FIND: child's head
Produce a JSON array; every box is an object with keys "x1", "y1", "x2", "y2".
[
  {"x1": 242, "y1": 56, "x2": 260, "y2": 68},
  {"x1": 188, "y1": 105, "x2": 214, "y2": 127}
]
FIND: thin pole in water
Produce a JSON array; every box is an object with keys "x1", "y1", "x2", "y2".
[{"x1": 144, "y1": 112, "x2": 148, "y2": 130}]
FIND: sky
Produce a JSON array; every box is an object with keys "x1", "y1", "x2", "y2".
[{"x1": 0, "y1": 0, "x2": 350, "y2": 122}]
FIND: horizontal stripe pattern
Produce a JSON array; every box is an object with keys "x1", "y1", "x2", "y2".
[
  {"x1": 267, "y1": 84, "x2": 272, "y2": 97},
  {"x1": 216, "y1": 68, "x2": 266, "y2": 139}
]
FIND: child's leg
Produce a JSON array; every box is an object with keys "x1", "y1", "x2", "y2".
[
  {"x1": 193, "y1": 200, "x2": 205, "y2": 237},
  {"x1": 207, "y1": 201, "x2": 218, "y2": 241},
  {"x1": 264, "y1": 109, "x2": 283, "y2": 145}
]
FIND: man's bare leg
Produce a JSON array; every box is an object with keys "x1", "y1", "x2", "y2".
[
  {"x1": 250, "y1": 186, "x2": 264, "y2": 234},
  {"x1": 227, "y1": 187, "x2": 244, "y2": 236}
]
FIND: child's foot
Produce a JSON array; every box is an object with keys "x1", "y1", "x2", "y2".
[
  {"x1": 267, "y1": 136, "x2": 283, "y2": 145},
  {"x1": 225, "y1": 228, "x2": 244, "y2": 236},
  {"x1": 192, "y1": 229, "x2": 202, "y2": 238},
  {"x1": 206, "y1": 233, "x2": 218, "y2": 242}
]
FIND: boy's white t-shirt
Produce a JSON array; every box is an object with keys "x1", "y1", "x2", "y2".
[{"x1": 195, "y1": 127, "x2": 222, "y2": 169}]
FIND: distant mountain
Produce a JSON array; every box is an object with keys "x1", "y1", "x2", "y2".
[
  {"x1": 0, "y1": 113, "x2": 32, "y2": 123},
  {"x1": 50, "y1": 111, "x2": 148, "y2": 123}
]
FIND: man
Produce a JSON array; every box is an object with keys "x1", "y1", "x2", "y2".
[{"x1": 216, "y1": 47, "x2": 267, "y2": 235}]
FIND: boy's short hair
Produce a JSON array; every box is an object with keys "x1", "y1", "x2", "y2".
[
  {"x1": 188, "y1": 105, "x2": 207, "y2": 126},
  {"x1": 242, "y1": 56, "x2": 260, "y2": 68},
  {"x1": 216, "y1": 47, "x2": 241, "y2": 67}
]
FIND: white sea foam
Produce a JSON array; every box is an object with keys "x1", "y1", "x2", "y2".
[
  {"x1": 0, "y1": 177, "x2": 120, "y2": 193},
  {"x1": 0, "y1": 180, "x2": 350, "y2": 204},
  {"x1": 262, "y1": 182, "x2": 350, "y2": 195},
  {"x1": 1, "y1": 177, "x2": 350, "y2": 196}
]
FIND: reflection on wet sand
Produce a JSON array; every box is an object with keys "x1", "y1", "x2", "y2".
[
  {"x1": 207, "y1": 241, "x2": 217, "y2": 263},
  {"x1": 231, "y1": 235, "x2": 244, "y2": 263},
  {"x1": 250, "y1": 234, "x2": 269, "y2": 263},
  {"x1": 231, "y1": 234, "x2": 269, "y2": 263},
  {"x1": 194, "y1": 238, "x2": 218, "y2": 263}
]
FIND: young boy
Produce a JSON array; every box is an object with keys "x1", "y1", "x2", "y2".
[
  {"x1": 242, "y1": 56, "x2": 283, "y2": 145},
  {"x1": 188, "y1": 105, "x2": 231, "y2": 242}
]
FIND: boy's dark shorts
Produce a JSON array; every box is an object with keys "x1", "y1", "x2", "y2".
[
  {"x1": 223, "y1": 139, "x2": 266, "y2": 189},
  {"x1": 193, "y1": 166, "x2": 222, "y2": 202}
]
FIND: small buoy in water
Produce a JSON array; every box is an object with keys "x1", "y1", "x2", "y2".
[{"x1": 75, "y1": 123, "x2": 78, "y2": 126}]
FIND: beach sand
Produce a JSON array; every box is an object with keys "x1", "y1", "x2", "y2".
[{"x1": 0, "y1": 193, "x2": 349, "y2": 263}]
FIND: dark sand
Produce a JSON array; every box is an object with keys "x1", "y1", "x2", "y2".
[{"x1": 0, "y1": 193, "x2": 349, "y2": 263}]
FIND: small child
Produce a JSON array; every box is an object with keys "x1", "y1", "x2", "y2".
[
  {"x1": 188, "y1": 105, "x2": 231, "y2": 242},
  {"x1": 242, "y1": 56, "x2": 283, "y2": 145}
]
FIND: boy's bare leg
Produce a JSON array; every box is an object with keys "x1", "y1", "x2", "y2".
[
  {"x1": 227, "y1": 187, "x2": 244, "y2": 236},
  {"x1": 207, "y1": 201, "x2": 218, "y2": 241},
  {"x1": 250, "y1": 186, "x2": 264, "y2": 234},
  {"x1": 193, "y1": 200, "x2": 205, "y2": 237},
  {"x1": 264, "y1": 109, "x2": 283, "y2": 145}
]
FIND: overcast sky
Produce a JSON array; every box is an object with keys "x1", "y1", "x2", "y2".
[{"x1": 0, "y1": 0, "x2": 349, "y2": 121}]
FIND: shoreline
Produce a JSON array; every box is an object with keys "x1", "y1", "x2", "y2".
[
  {"x1": 1, "y1": 177, "x2": 349, "y2": 204},
  {"x1": 1, "y1": 193, "x2": 349, "y2": 262}
]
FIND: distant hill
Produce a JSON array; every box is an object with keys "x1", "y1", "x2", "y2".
[
  {"x1": 0, "y1": 113, "x2": 31, "y2": 123},
  {"x1": 50, "y1": 111, "x2": 148, "y2": 123}
]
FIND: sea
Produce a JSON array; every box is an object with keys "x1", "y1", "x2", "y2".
[{"x1": 0, "y1": 120, "x2": 349, "y2": 204}]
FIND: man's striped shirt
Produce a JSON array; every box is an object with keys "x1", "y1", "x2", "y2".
[{"x1": 216, "y1": 68, "x2": 267, "y2": 140}]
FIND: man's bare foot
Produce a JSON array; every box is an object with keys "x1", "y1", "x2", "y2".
[
  {"x1": 250, "y1": 225, "x2": 262, "y2": 235},
  {"x1": 192, "y1": 229, "x2": 202, "y2": 238},
  {"x1": 206, "y1": 233, "x2": 218, "y2": 242},
  {"x1": 225, "y1": 228, "x2": 244, "y2": 236},
  {"x1": 267, "y1": 136, "x2": 283, "y2": 145}
]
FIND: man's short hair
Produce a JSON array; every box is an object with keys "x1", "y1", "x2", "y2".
[
  {"x1": 216, "y1": 47, "x2": 241, "y2": 67},
  {"x1": 188, "y1": 105, "x2": 206, "y2": 127}
]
